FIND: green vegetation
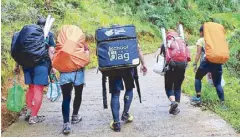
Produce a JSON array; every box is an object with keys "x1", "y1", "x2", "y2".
[
  {"x1": 1, "y1": 0, "x2": 240, "y2": 132},
  {"x1": 1, "y1": 0, "x2": 160, "y2": 88},
  {"x1": 112, "y1": 0, "x2": 240, "y2": 132},
  {"x1": 182, "y1": 48, "x2": 240, "y2": 132},
  {"x1": 111, "y1": 0, "x2": 240, "y2": 43},
  {"x1": 181, "y1": 10, "x2": 240, "y2": 133}
]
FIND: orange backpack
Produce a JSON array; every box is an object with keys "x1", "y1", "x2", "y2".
[
  {"x1": 204, "y1": 22, "x2": 229, "y2": 64},
  {"x1": 52, "y1": 25, "x2": 90, "y2": 72}
]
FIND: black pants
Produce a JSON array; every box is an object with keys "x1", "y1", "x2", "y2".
[
  {"x1": 61, "y1": 83, "x2": 84, "y2": 123},
  {"x1": 164, "y1": 67, "x2": 185, "y2": 102}
]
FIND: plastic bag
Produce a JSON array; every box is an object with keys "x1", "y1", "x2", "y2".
[
  {"x1": 206, "y1": 73, "x2": 225, "y2": 87},
  {"x1": 6, "y1": 75, "x2": 25, "y2": 112},
  {"x1": 153, "y1": 54, "x2": 165, "y2": 76},
  {"x1": 47, "y1": 74, "x2": 61, "y2": 102}
]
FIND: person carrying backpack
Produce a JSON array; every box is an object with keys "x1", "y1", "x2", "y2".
[
  {"x1": 13, "y1": 17, "x2": 56, "y2": 124},
  {"x1": 95, "y1": 25, "x2": 147, "y2": 132},
  {"x1": 160, "y1": 29, "x2": 191, "y2": 115},
  {"x1": 52, "y1": 25, "x2": 90, "y2": 135},
  {"x1": 108, "y1": 44, "x2": 147, "y2": 132},
  {"x1": 191, "y1": 23, "x2": 229, "y2": 107}
]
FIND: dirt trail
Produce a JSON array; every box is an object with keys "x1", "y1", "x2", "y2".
[{"x1": 1, "y1": 54, "x2": 237, "y2": 137}]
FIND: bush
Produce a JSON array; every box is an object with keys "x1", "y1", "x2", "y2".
[
  {"x1": 226, "y1": 30, "x2": 240, "y2": 77},
  {"x1": 182, "y1": 48, "x2": 240, "y2": 132}
]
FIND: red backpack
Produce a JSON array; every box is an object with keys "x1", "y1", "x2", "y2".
[{"x1": 165, "y1": 31, "x2": 191, "y2": 68}]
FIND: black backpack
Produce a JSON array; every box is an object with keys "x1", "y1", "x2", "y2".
[{"x1": 11, "y1": 24, "x2": 48, "y2": 68}]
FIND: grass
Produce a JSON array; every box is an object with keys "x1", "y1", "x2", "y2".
[{"x1": 182, "y1": 48, "x2": 240, "y2": 132}]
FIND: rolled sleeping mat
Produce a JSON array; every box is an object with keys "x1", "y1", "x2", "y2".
[
  {"x1": 178, "y1": 24, "x2": 185, "y2": 40},
  {"x1": 44, "y1": 17, "x2": 55, "y2": 39},
  {"x1": 46, "y1": 18, "x2": 55, "y2": 34},
  {"x1": 161, "y1": 27, "x2": 167, "y2": 47},
  {"x1": 44, "y1": 15, "x2": 51, "y2": 38}
]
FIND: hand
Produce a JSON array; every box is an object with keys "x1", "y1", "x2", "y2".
[
  {"x1": 14, "y1": 65, "x2": 20, "y2": 74},
  {"x1": 193, "y1": 64, "x2": 197, "y2": 73},
  {"x1": 140, "y1": 65, "x2": 147, "y2": 76},
  {"x1": 51, "y1": 67, "x2": 57, "y2": 74},
  {"x1": 45, "y1": 37, "x2": 49, "y2": 45}
]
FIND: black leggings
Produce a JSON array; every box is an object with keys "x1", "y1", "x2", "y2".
[
  {"x1": 61, "y1": 83, "x2": 84, "y2": 123},
  {"x1": 164, "y1": 68, "x2": 185, "y2": 102}
]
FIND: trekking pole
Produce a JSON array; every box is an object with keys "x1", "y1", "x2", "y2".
[
  {"x1": 102, "y1": 75, "x2": 108, "y2": 109},
  {"x1": 134, "y1": 67, "x2": 142, "y2": 103}
]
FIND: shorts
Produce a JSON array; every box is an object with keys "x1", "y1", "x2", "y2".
[
  {"x1": 59, "y1": 70, "x2": 85, "y2": 86},
  {"x1": 164, "y1": 67, "x2": 185, "y2": 90},
  {"x1": 23, "y1": 59, "x2": 51, "y2": 85},
  {"x1": 108, "y1": 68, "x2": 135, "y2": 93}
]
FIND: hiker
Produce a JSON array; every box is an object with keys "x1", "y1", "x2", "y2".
[
  {"x1": 13, "y1": 17, "x2": 56, "y2": 124},
  {"x1": 51, "y1": 25, "x2": 90, "y2": 135},
  {"x1": 108, "y1": 44, "x2": 147, "y2": 132},
  {"x1": 191, "y1": 24, "x2": 228, "y2": 106},
  {"x1": 95, "y1": 24, "x2": 147, "y2": 132},
  {"x1": 160, "y1": 29, "x2": 191, "y2": 115}
]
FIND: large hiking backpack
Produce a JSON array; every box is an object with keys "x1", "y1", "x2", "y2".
[
  {"x1": 204, "y1": 22, "x2": 229, "y2": 64},
  {"x1": 11, "y1": 24, "x2": 48, "y2": 68},
  {"x1": 165, "y1": 31, "x2": 191, "y2": 69},
  {"x1": 52, "y1": 25, "x2": 90, "y2": 72},
  {"x1": 11, "y1": 32, "x2": 20, "y2": 55},
  {"x1": 96, "y1": 25, "x2": 140, "y2": 76}
]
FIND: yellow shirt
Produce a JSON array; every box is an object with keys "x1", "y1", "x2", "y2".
[
  {"x1": 196, "y1": 37, "x2": 205, "y2": 61},
  {"x1": 196, "y1": 37, "x2": 205, "y2": 48}
]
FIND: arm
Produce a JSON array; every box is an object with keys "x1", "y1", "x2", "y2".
[
  {"x1": 138, "y1": 44, "x2": 146, "y2": 66},
  {"x1": 193, "y1": 45, "x2": 202, "y2": 72},
  {"x1": 48, "y1": 32, "x2": 56, "y2": 73},
  {"x1": 193, "y1": 45, "x2": 202, "y2": 66},
  {"x1": 48, "y1": 46, "x2": 57, "y2": 74},
  {"x1": 84, "y1": 42, "x2": 90, "y2": 64},
  {"x1": 48, "y1": 47, "x2": 55, "y2": 62},
  {"x1": 138, "y1": 44, "x2": 147, "y2": 75},
  {"x1": 48, "y1": 32, "x2": 56, "y2": 62}
]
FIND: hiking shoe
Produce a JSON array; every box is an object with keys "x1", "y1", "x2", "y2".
[
  {"x1": 219, "y1": 101, "x2": 228, "y2": 111},
  {"x1": 110, "y1": 121, "x2": 121, "y2": 132},
  {"x1": 62, "y1": 122, "x2": 71, "y2": 135},
  {"x1": 71, "y1": 114, "x2": 82, "y2": 124},
  {"x1": 172, "y1": 108, "x2": 180, "y2": 115},
  {"x1": 169, "y1": 102, "x2": 178, "y2": 114},
  {"x1": 191, "y1": 96, "x2": 202, "y2": 107},
  {"x1": 28, "y1": 116, "x2": 45, "y2": 125},
  {"x1": 121, "y1": 112, "x2": 133, "y2": 122}
]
